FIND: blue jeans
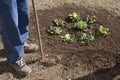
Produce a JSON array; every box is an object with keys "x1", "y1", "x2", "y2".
[{"x1": 0, "y1": 0, "x2": 29, "y2": 63}]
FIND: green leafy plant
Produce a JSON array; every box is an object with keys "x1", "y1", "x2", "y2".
[
  {"x1": 48, "y1": 26, "x2": 62, "y2": 35},
  {"x1": 68, "y1": 12, "x2": 80, "y2": 21},
  {"x1": 60, "y1": 34, "x2": 75, "y2": 43},
  {"x1": 79, "y1": 31, "x2": 94, "y2": 44},
  {"x1": 96, "y1": 26, "x2": 109, "y2": 37},
  {"x1": 86, "y1": 15, "x2": 96, "y2": 24},
  {"x1": 74, "y1": 21, "x2": 88, "y2": 30},
  {"x1": 53, "y1": 19, "x2": 66, "y2": 27}
]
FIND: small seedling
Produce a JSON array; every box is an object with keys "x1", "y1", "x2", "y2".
[
  {"x1": 68, "y1": 12, "x2": 80, "y2": 22},
  {"x1": 53, "y1": 19, "x2": 66, "y2": 27},
  {"x1": 79, "y1": 31, "x2": 94, "y2": 44},
  {"x1": 96, "y1": 26, "x2": 109, "y2": 37},
  {"x1": 48, "y1": 26, "x2": 62, "y2": 35},
  {"x1": 86, "y1": 15, "x2": 96, "y2": 24},
  {"x1": 74, "y1": 21, "x2": 88, "y2": 30},
  {"x1": 61, "y1": 34, "x2": 75, "y2": 43}
]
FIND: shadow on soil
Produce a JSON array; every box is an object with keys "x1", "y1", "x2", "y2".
[
  {"x1": 0, "y1": 61, "x2": 27, "y2": 79},
  {"x1": 0, "y1": 49, "x2": 6, "y2": 58},
  {"x1": 72, "y1": 65, "x2": 120, "y2": 80}
]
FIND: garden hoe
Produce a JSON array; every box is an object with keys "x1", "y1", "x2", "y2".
[{"x1": 31, "y1": 0, "x2": 44, "y2": 61}]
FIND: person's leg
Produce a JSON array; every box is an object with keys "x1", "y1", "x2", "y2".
[
  {"x1": 17, "y1": 0, "x2": 30, "y2": 43},
  {"x1": 0, "y1": 0, "x2": 31, "y2": 75},
  {"x1": 0, "y1": 0, "x2": 24, "y2": 63},
  {"x1": 17, "y1": 0, "x2": 38, "y2": 53}
]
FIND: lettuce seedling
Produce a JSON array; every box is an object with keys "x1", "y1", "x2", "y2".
[
  {"x1": 74, "y1": 21, "x2": 88, "y2": 30},
  {"x1": 79, "y1": 31, "x2": 94, "y2": 44},
  {"x1": 96, "y1": 26, "x2": 109, "y2": 37},
  {"x1": 68, "y1": 12, "x2": 80, "y2": 22},
  {"x1": 61, "y1": 34, "x2": 75, "y2": 43},
  {"x1": 86, "y1": 15, "x2": 96, "y2": 24},
  {"x1": 53, "y1": 19, "x2": 66, "y2": 27},
  {"x1": 48, "y1": 26, "x2": 62, "y2": 35}
]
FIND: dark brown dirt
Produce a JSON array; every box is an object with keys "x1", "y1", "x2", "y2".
[
  {"x1": 0, "y1": 3, "x2": 120, "y2": 80},
  {"x1": 29, "y1": 4, "x2": 120, "y2": 80}
]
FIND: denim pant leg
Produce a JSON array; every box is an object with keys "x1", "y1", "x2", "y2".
[
  {"x1": 17, "y1": 0, "x2": 30, "y2": 43},
  {"x1": 0, "y1": 0, "x2": 24, "y2": 63}
]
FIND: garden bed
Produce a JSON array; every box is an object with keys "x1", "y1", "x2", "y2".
[
  {"x1": 29, "y1": 4, "x2": 120, "y2": 80},
  {"x1": 0, "y1": 3, "x2": 120, "y2": 80}
]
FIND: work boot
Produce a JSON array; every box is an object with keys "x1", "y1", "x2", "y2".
[
  {"x1": 24, "y1": 42, "x2": 38, "y2": 53},
  {"x1": 9, "y1": 58, "x2": 32, "y2": 75}
]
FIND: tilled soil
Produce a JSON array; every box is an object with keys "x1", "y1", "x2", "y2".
[{"x1": 0, "y1": 1, "x2": 120, "y2": 80}]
